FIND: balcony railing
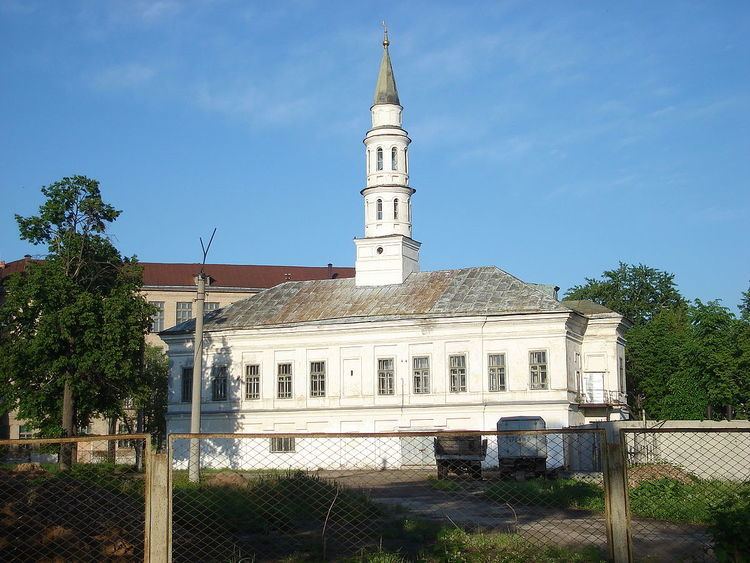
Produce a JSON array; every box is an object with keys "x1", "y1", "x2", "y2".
[{"x1": 577, "y1": 390, "x2": 628, "y2": 406}]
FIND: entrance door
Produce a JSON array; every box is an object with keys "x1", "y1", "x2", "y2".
[{"x1": 583, "y1": 372, "x2": 605, "y2": 403}]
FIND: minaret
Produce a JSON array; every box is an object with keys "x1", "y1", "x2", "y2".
[{"x1": 354, "y1": 28, "x2": 421, "y2": 286}]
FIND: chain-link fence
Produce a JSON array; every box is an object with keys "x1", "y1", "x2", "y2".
[
  {"x1": 169, "y1": 429, "x2": 608, "y2": 562},
  {"x1": 0, "y1": 435, "x2": 149, "y2": 562},
  {"x1": 622, "y1": 428, "x2": 750, "y2": 562}
]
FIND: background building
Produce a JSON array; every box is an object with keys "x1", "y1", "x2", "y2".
[{"x1": 0, "y1": 258, "x2": 354, "y2": 440}]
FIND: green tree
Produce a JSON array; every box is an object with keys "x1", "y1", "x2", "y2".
[
  {"x1": 626, "y1": 306, "x2": 702, "y2": 419},
  {"x1": 565, "y1": 262, "x2": 686, "y2": 325},
  {"x1": 740, "y1": 282, "x2": 750, "y2": 322},
  {"x1": 122, "y1": 344, "x2": 169, "y2": 451},
  {"x1": 0, "y1": 176, "x2": 153, "y2": 466}
]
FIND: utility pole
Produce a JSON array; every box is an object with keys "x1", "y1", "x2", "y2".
[{"x1": 188, "y1": 229, "x2": 215, "y2": 484}]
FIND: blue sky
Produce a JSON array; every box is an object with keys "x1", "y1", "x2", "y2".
[{"x1": 1, "y1": 0, "x2": 748, "y2": 309}]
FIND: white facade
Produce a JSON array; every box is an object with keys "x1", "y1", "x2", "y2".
[
  {"x1": 165, "y1": 311, "x2": 627, "y2": 434},
  {"x1": 163, "y1": 33, "x2": 630, "y2": 461}
]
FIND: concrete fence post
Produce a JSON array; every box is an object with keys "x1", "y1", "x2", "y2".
[
  {"x1": 603, "y1": 429, "x2": 633, "y2": 563},
  {"x1": 146, "y1": 451, "x2": 170, "y2": 562}
]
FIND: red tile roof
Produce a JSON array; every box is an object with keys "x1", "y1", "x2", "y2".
[
  {"x1": 140, "y1": 263, "x2": 355, "y2": 289},
  {"x1": 0, "y1": 258, "x2": 39, "y2": 280},
  {"x1": 0, "y1": 259, "x2": 355, "y2": 289}
]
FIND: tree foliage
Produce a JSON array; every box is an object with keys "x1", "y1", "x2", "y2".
[
  {"x1": 121, "y1": 344, "x2": 169, "y2": 450},
  {"x1": 740, "y1": 282, "x2": 750, "y2": 322},
  {"x1": 0, "y1": 176, "x2": 153, "y2": 436},
  {"x1": 565, "y1": 262, "x2": 686, "y2": 325}
]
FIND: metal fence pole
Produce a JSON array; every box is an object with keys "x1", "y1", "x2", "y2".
[
  {"x1": 603, "y1": 429, "x2": 633, "y2": 563},
  {"x1": 146, "y1": 451, "x2": 170, "y2": 563}
]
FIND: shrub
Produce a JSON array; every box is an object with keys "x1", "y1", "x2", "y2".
[{"x1": 709, "y1": 489, "x2": 750, "y2": 562}]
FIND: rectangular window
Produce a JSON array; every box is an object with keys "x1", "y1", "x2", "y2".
[
  {"x1": 176, "y1": 301, "x2": 193, "y2": 324},
  {"x1": 412, "y1": 356, "x2": 430, "y2": 394},
  {"x1": 245, "y1": 364, "x2": 260, "y2": 400},
  {"x1": 117, "y1": 423, "x2": 136, "y2": 448},
  {"x1": 449, "y1": 354, "x2": 467, "y2": 393},
  {"x1": 269, "y1": 436, "x2": 295, "y2": 453},
  {"x1": 205, "y1": 302, "x2": 220, "y2": 312},
  {"x1": 277, "y1": 363, "x2": 293, "y2": 399},
  {"x1": 529, "y1": 350, "x2": 548, "y2": 390},
  {"x1": 377, "y1": 358, "x2": 395, "y2": 396},
  {"x1": 310, "y1": 361, "x2": 326, "y2": 398},
  {"x1": 18, "y1": 424, "x2": 34, "y2": 440},
  {"x1": 488, "y1": 353, "x2": 506, "y2": 392},
  {"x1": 149, "y1": 301, "x2": 165, "y2": 332},
  {"x1": 181, "y1": 367, "x2": 193, "y2": 403},
  {"x1": 211, "y1": 366, "x2": 228, "y2": 401}
]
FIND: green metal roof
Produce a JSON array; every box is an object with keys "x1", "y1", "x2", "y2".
[{"x1": 373, "y1": 43, "x2": 400, "y2": 106}]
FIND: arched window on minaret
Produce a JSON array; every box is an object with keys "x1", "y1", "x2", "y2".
[
  {"x1": 393, "y1": 198, "x2": 399, "y2": 220},
  {"x1": 391, "y1": 147, "x2": 398, "y2": 170},
  {"x1": 367, "y1": 150, "x2": 371, "y2": 172},
  {"x1": 376, "y1": 199, "x2": 383, "y2": 220},
  {"x1": 404, "y1": 147, "x2": 408, "y2": 174},
  {"x1": 376, "y1": 147, "x2": 383, "y2": 171}
]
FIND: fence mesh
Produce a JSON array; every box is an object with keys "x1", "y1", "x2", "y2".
[
  {"x1": 622, "y1": 428, "x2": 750, "y2": 562},
  {"x1": 169, "y1": 429, "x2": 607, "y2": 562},
  {"x1": 0, "y1": 435, "x2": 148, "y2": 562}
]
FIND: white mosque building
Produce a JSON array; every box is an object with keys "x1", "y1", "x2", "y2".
[{"x1": 162, "y1": 33, "x2": 630, "y2": 455}]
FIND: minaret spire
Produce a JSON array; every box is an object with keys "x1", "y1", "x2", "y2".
[
  {"x1": 373, "y1": 22, "x2": 400, "y2": 106},
  {"x1": 354, "y1": 28, "x2": 420, "y2": 287}
]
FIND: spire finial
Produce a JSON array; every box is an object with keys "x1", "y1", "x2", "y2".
[{"x1": 381, "y1": 21, "x2": 389, "y2": 48}]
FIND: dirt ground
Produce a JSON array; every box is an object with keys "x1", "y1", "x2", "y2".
[
  {"x1": 0, "y1": 467, "x2": 144, "y2": 562},
  {"x1": 312, "y1": 468, "x2": 715, "y2": 562}
]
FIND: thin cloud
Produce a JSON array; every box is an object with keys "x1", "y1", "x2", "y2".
[
  {"x1": 136, "y1": 0, "x2": 182, "y2": 23},
  {"x1": 192, "y1": 82, "x2": 311, "y2": 125},
  {"x1": 91, "y1": 63, "x2": 157, "y2": 91}
]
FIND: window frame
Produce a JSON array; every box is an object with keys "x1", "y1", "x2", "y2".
[
  {"x1": 449, "y1": 354, "x2": 467, "y2": 393},
  {"x1": 245, "y1": 364, "x2": 261, "y2": 400},
  {"x1": 377, "y1": 357, "x2": 395, "y2": 396},
  {"x1": 211, "y1": 365, "x2": 228, "y2": 401},
  {"x1": 204, "y1": 301, "x2": 220, "y2": 312},
  {"x1": 393, "y1": 198, "x2": 399, "y2": 220},
  {"x1": 391, "y1": 146, "x2": 398, "y2": 170},
  {"x1": 18, "y1": 424, "x2": 34, "y2": 440},
  {"x1": 181, "y1": 367, "x2": 193, "y2": 403},
  {"x1": 176, "y1": 301, "x2": 193, "y2": 324},
  {"x1": 309, "y1": 360, "x2": 326, "y2": 398},
  {"x1": 412, "y1": 356, "x2": 430, "y2": 394},
  {"x1": 376, "y1": 147, "x2": 383, "y2": 171},
  {"x1": 149, "y1": 301, "x2": 165, "y2": 332},
  {"x1": 269, "y1": 436, "x2": 295, "y2": 453},
  {"x1": 277, "y1": 362, "x2": 293, "y2": 399},
  {"x1": 488, "y1": 353, "x2": 506, "y2": 392},
  {"x1": 117, "y1": 423, "x2": 137, "y2": 449},
  {"x1": 376, "y1": 199, "x2": 383, "y2": 220},
  {"x1": 529, "y1": 350, "x2": 549, "y2": 390}
]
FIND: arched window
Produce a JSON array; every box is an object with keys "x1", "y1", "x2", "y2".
[
  {"x1": 391, "y1": 147, "x2": 398, "y2": 170},
  {"x1": 393, "y1": 198, "x2": 399, "y2": 220},
  {"x1": 404, "y1": 147, "x2": 408, "y2": 174},
  {"x1": 376, "y1": 147, "x2": 383, "y2": 171},
  {"x1": 376, "y1": 199, "x2": 383, "y2": 220},
  {"x1": 367, "y1": 150, "x2": 371, "y2": 172}
]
